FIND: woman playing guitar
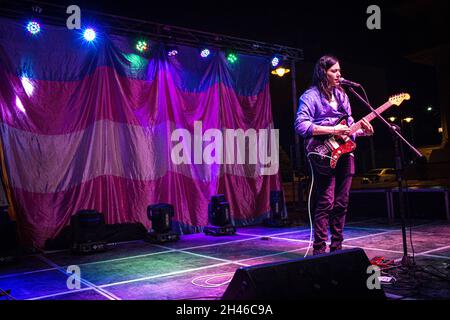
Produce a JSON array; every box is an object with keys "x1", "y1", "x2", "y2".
[{"x1": 295, "y1": 55, "x2": 374, "y2": 255}]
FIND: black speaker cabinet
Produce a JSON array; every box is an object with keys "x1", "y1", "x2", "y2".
[{"x1": 222, "y1": 248, "x2": 385, "y2": 300}]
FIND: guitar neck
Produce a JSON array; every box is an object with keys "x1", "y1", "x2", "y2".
[{"x1": 349, "y1": 100, "x2": 393, "y2": 135}]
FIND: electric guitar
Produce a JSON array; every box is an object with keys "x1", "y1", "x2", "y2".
[{"x1": 306, "y1": 93, "x2": 410, "y2": 173}]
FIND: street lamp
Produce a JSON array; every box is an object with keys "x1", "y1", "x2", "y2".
[
  {"x1": 388, "y1": 116, "x2": 397, "y2": 122},
  {"x1": 271, "y1": 66, "x2": 291, "y2": 77},
  {"x1": 402, "y1": 117, "x2": 414, "y2": 123}
]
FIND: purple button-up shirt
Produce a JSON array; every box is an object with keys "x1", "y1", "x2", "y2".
[{"x1": 295, "y1": 86, "x2": 355, "y2": 138}]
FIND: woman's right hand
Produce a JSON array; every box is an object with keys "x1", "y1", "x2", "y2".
[{"x1": 333, "y1": 124, "x2": 350, "y2": 135}]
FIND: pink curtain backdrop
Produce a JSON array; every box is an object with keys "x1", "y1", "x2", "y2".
[{"x1": 0, "y1": 18, "x2": 281, "y2": 247}]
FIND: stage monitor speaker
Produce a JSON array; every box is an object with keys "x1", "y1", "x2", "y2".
[{"x1": 222, "y1": 248, "x2": 386, "y2": 300}]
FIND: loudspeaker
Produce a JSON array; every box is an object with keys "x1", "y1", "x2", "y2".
[{"x1": 222, "y1": 248, "x2": 385, "y2": 300}]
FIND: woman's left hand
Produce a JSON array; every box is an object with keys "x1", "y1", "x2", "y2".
[{"x1": 361, "y1": 118, "x2": 374, "y2": 136}]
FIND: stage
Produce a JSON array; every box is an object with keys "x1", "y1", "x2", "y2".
[{"x1": 1, "y1": 217, "x2": 449, "y2": 300}]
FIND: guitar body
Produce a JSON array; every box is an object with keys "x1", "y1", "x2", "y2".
[{"x1": 306, "y1": 118, "x2": 356, "y2": 175}]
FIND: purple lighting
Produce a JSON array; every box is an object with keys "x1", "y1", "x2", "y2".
[
  {"x1": 26, "y1": 21, "x2": 40, "y2": 35},
  {"x1": 83, "y1": 28, "x2": 96, "y2": 42}
]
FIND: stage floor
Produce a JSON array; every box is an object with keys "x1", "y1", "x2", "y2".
[{"x1": 1, "y1": 217, "x2": 449, "y2": 300}]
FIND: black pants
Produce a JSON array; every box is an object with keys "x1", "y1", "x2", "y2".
[{"x1": 311, "y1": 154, "x2": 354, "y2": 255}]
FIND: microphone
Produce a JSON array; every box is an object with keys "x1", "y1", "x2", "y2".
[{"x1": 339, "y1": 77, "x2": 361, "y2": 87}]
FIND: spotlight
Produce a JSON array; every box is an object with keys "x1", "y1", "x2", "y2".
[
  {"x1": 200, "y1": 48, "x2": 211, "y2": 58},
  {"x1": 226, "y1": 51, "x2": 238, "y2": 64},
  {"x1": 136, "y1": 40, "x2": 149, "y2": 53},
  {"x1": 26, "y1": 21, "x2": 40, "y2": 35},
  {"x1": 167, "y1": 46, "x2": 178, "y2": 57},
  {"x1": 145, "y1": 204, "x2": 180, "y2": 243},
  {"x1": 204, "y1": 195, "x2": 236, "y2": 236},
  {"x1": 271, "y1": 66, "x2": 290, "y2": 77},
  {"x1": 271, "y1": 56, "x2": 280, "y2": 67},
  {"x1": 83, "y1": 28, "x2": 96, "y2": 42},
  {"x1": 263, "y1": 190, "x2": 290, "y2": 227}
]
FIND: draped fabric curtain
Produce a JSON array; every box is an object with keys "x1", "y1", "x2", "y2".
[{"x1": 0, "y1": 18, "x2": 281, "y2": 248}]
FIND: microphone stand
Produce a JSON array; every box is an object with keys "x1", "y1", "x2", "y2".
[{"x1": 346, "y1": 86, "x2": 423, "y2": 267}]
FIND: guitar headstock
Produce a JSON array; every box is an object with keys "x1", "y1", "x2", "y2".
[{"x1": 389, "y1": 93, "x2": 411, "y2": 106}]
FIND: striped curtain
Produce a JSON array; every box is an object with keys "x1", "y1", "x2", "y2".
[{"x1": 0, "y1": 18, "x2": 281, "y2": 248}]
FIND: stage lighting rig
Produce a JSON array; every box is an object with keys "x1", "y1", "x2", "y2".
[
  {"x1": 204, "y1": 194, "x2": 236, "y2": 236},
  {"x1": 145, "y1": 203, "x2": 180, "y2": 243},
  {"x1": 136, "y1": 40, "x2": 149, "y2": 53},
  {"x1": 200, "y1": 48, "x2": 211, "y2": 58},
  {"x1": 26, "y1": 21, "x2": 40, "y2": 35},
  {"x1": 263, "y1": 190, "x2": 290, "y2": 227},
  {"x1": 83, "y1": 28, "x2": 96, "y2": 42}
]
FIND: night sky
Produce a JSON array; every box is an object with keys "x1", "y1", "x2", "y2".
[{"x1": 4, "y1": 0, "x2": 449, "y2": 173}]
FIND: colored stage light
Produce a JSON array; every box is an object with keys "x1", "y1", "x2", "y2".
[
  {"x1": 26, "y1": 21, "x2": 40, "y2": 35},
  {"x1": 167, "y1": 48, "x2": 178, "y2": 57},
  {"x1": 226, "y1": 52, "x2": 238, "y2": 64},
  {"x1": 271, "y1": 56, "x2": 280, "y2": 67},
  {"x1": 83, "y1": 28, "x2": 96, "y2": 42},
  {"x1": 200, "y1": 48, "x2": 210, "y2": 58},
  {"x1": 136, "y1": 40, "x2": 149, "y2": 53}
]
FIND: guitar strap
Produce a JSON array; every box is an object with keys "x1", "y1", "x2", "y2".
[{"x1": 334, "y1": 88, "x2": 350, "y2": 123}]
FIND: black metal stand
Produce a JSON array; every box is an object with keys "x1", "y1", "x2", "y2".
[
  {"x1": 347, "y1": 86, "x2": 422, "y2": 267},
  {"x1": 391, "y1": 124, "x2": 415, "y2": 267}
]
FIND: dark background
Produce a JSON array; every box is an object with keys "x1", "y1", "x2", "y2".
[{"x1": 8, "y1": 0, "x2": 449, "y2": 178}]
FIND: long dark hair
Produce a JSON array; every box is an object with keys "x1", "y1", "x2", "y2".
[{"x1": 312, "y1": 55, "x2": 343, "y2": 101}]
